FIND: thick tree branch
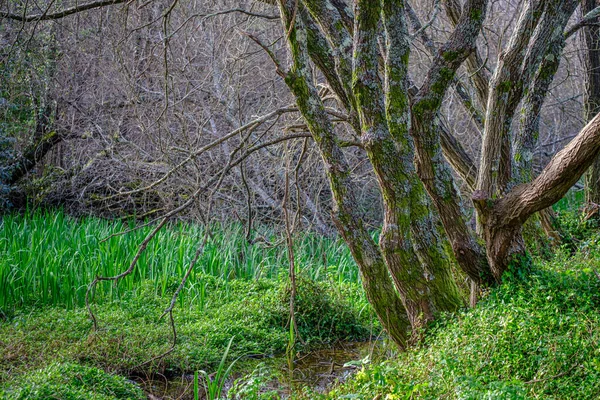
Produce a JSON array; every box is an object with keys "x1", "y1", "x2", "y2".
[
  {"x1": 406, "y1": 1, "x2": 485, "y2": 127},
  {"x1": 1, "y1": 0, "x2": 129, "y2": 21},
  {"x1": 355, "y1": 0, "x2": 433, "y2": 325},
  {"x1": 565, "y1": 5, "x2": 600, "y2": 38},
  {"x1": 411, "y1": 0, "x2": 493, "y2": 285},
  {"x1": 514, "y1": 34, "x2": 565, "y2": 185},
  {"x1": 300, "y1": 7, "x2": 351, "y2": 112},
  {"x1": 382, "y1": 0, "x2": 464, "y2": 315},
  {"x1": 495, "y1": 112, "x2": 600, "y2": 227},
  {"x1": 478, "y1": 0, "x2": 577, "y2": 195},
  {"x1": 443, "y1": 0, "x2": 490, "y2": 109},
  {"x1": 303, "y1": 0, "x2": 355, "y2": 110}
]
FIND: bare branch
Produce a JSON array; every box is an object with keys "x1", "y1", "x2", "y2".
[
  {"x1": 565, "y1": 5, "x2": 600, "y2": 39},
  {"x1": 1, "y1": 0, "x2": 129, "y2": 21}
]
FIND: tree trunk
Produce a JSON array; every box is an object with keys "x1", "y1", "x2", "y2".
[
  {"x1": 583, "y1": 0, "x2": 600, "y2": 216},
  {"x1": 277, "y1": 0, "x2": 411, "y2": 347},
  {"x1": 475, "y1": 112, "x2": 600, "y2": 279},
  {"x1": 353, "y1": 0, "x2": 463, "y2": 329}
]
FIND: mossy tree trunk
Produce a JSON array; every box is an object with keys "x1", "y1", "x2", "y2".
[
  {"x1": 277, "y1": 0, "x2": 411, "y2": 347},
  {"x1": 353, "y1": 0, "x2": 462, "y2": 328},
  {"x1": 583, "y1": 0, "x2": 600, "y2": 215},
  {"x1": 272, "y1": 0, "x2": 600, "y2": 345}
]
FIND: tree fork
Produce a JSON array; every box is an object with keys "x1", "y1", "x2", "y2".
[{"x1": 277, "y1": 0, "x2": 411, "y2": 347}]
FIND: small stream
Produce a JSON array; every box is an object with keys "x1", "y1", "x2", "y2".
[{"x1": 134, "y1": 341, "x2": 384, "y2": 399}]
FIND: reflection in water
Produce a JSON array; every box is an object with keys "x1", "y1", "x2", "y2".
[{"x1": 133, "y1": 341, "x2": 386, "y2": 399}]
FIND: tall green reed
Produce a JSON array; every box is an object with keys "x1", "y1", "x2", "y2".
[{"x1": 0, "y1": 210, "x2": 359, "y2": 311}]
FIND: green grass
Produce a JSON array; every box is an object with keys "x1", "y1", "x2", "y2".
[
  {"x1": 4, "y1": 207, "x2": 600, "y2": 399},
  {"x1": 315, "y1": 240, "x2": 600, "y2": 399},
  {"x1": 0, "y1": 211, "x2": 376, "y2": 396},
  {"x1": 0, "y1": 210, "x2": 359, "y2": 312}
]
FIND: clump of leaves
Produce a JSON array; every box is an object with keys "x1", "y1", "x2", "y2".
[
  {"x1": 321, "y1": 241, "x2": 600, "y2": 400},
  {"x1": 275, "y1": 275, "x2": 376, "y2": 344},
  {"x1": 0, "y1": 362, "x2": 145, "y2": 400}
]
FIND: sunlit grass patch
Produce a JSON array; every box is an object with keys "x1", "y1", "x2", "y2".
[
  {"x1": 0, "y1": 210, "x2": 359, "y2": 312},
  {"x1": 0, "y1": 362, "x2": 145, "y2": 400}
]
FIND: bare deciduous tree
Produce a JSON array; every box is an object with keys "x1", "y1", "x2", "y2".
[
  {"x1": 3, "y1": 0, "x2": 600, "y2": 349},
  {"x1": 274, "y1": 0, "x2": 600, "y2": 347}
]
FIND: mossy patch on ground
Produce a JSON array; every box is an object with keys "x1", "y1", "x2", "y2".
[
  {"x1": 0, "y1": 362, "x2": 145, "y2": 400},
  {"x1": 0, "y1": 275, "x2": 376, "y2": 394}
]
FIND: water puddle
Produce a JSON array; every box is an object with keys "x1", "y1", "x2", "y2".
[{"x1": 133, "y1": 341, "x2": 384, "y2": 399}]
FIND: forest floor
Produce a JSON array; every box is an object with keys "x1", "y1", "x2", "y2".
[
  {"x1": 1, "y1": 194, "x2": 600, "y2": 399},
  {"x1": 0, "y1": 211, "x2": 380, "y2": 399}
]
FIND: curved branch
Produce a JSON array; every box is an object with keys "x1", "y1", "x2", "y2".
[
  {"x1": 565, "y1": 5, "x2": 600, "y2": 39},
  {"x1": 1, "y1": 0, "x2": 129, "y2": 21},
  {"x1": 495, "y1": 112, "x2": 600, "y2": 227}
]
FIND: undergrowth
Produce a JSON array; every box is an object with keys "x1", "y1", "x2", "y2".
[
  {"x1": 0, "y1": 362, "x2": 145, "y2": 400},
  {"x1": 0, "y1": 274, "x2": 375, "y2": 388},
  {"x1": 0, "y1": 210, "x2": 359, "y2": 312},
  {"x1": 315, "y1": 226, "x2": 600, "y2": 399},
  {"x1": 3, "y1": 196, "x2": 600, "y2": 399}
]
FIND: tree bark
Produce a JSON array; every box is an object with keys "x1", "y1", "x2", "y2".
[
  {"x1": 583, "y1": 0, "x2": 600, "y2": 215},
  {"x1": 277, "y1": 0, "x2": 411, "y2": 347},
  {"x1": 411, "y1": 0, "x2": 494, "y2": 286},
  {"x1": 475, "y1": 112, "x2": 600, "y2": 279},
  {"x1": 353, "y1": 0, "x2": 463, "y2": 327}
]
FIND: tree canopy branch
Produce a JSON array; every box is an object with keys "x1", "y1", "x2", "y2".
[{"x1": 1, "y1": 0, "x2": 129, "y2": 21}]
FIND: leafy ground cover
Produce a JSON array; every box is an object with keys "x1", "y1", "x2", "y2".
[
  {"x1": 2, "y1": 199, "x2": 600, "y2": 399},
  {"x1": 0, "y1": 211, "x2": 376, "y2": 398},
  {"x1": 0, "y1": 362, "x2": 145, "y2": 400},
  {"x1": 312, "y1": 209, "x2": 600, "y2": 399}
]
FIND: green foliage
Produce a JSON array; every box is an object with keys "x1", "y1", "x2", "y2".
[
  {"x1": 0, "y1": 362, "x2": 145, "y2": 400},
  {"x1": 553, "y1": 189, "x2": 599, "y2": 247},
  {"x1": 229, "y1": 363, "x2": 279, "y2": 400},
  {"x1": 319, "y1": 242, "x2": 600, "y2": 399},
  {"x1": 0, "y1": 275, "x2": 374, "y2": 382},
  {"x1": 0, "y1": 213, "x2": 374, "y2": 398},
  {"x1": 277, "y1": 276, "x2": 374, "y2": 344},
  {"x1": 0, "y1": 210, "x2": 360, "y2": 312},
  {"x1": 196, "y1": 336, "x2": 238, "y2": 400}
]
